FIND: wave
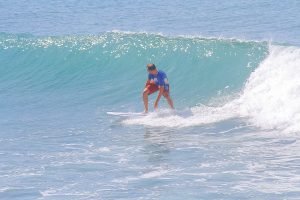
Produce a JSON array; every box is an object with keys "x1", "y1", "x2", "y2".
[
  {"x1": 0, "y1": 32, "x2": 267, "y2": 104},
  {"x1": 124, "y1": 45, "x2": 300, "y2": 133},
  {"x1": 2, "y1": 32, "x2": 298, "y2": 132}
]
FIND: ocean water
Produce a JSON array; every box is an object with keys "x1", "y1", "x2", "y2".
[{"x1": 1, "y1": 1, "x2": 300, "y2": 200}]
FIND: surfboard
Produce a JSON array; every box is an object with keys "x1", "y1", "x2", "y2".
[{"x1": 106, "y1": 111, "x2": 145, "y2": 117}]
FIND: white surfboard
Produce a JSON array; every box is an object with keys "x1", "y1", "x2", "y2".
[{"x1": 106, "y1": 111, "x2": 145, "y2": 117}]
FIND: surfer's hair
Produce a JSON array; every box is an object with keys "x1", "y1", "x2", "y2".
[{"x1": 147, "y1": 63, "x2": 156, "y2": 71}]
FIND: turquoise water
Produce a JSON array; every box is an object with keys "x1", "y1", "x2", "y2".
[{"x1": 1, "y1": 1, "x2": 300, "y2": 200}]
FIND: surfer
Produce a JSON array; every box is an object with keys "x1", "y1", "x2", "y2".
[{"x1": 143, "y1": 64, "x2": 174, "y2": 113}]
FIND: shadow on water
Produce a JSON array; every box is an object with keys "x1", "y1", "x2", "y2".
[{"x1": 142, "y1": 127, "x2": 176, "y2": 164}]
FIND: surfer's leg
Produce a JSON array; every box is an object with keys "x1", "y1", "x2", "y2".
[
  {"x1": 143, "y1": 89, "x2": 149, "y2": 113},
  {"x1": 143, "y1": 83, "x2": 159, "y2": 112},
  {"x1": 163, "y1": 91, "x2": 174, "y2": 109}
]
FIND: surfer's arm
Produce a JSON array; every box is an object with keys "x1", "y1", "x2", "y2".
[{"x1": 154, "y1": 87, "x2": 164, "y2": 109}]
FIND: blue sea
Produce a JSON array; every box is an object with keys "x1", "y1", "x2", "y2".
[{"x1": 1, "y1": 1, "x2": 300, "y2": 199}]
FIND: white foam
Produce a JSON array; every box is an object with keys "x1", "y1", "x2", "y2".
[
  {"x1": 140, "y1": 169, "x2": 169, "y2": 179},
  {"x1": 123, "y1": 105, "x2": 237, "y2": 128},
  {"x1": 237, "y1": 45, "x2": 300, "y2": 133},
  {"x1": 95, "y1": 147, "x2": 110, "y2": 153},
  {"x1": 0, "y1": 187, "x2": 10, "y2": 192},
  {"x1": 123, "y1": 45, "x2": 300, "y2": 133}
]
